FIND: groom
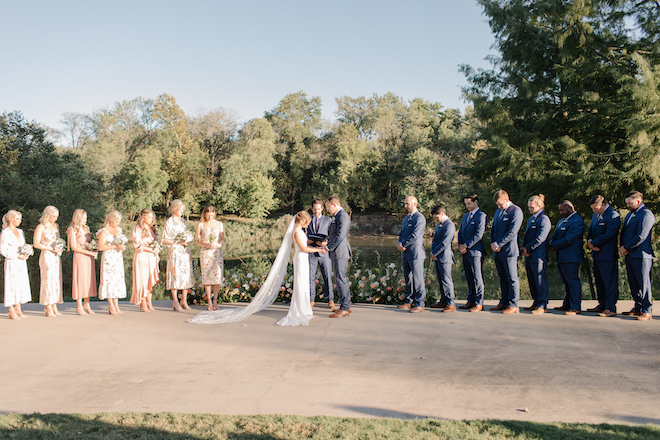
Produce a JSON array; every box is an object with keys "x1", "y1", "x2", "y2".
[{"x1": 325, "y1": 196, "x2": 352, "y2": 318}]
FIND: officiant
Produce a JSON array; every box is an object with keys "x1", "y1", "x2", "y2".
[{"x1": 305, "y1": 199, "x2": 335, "y2": 308}]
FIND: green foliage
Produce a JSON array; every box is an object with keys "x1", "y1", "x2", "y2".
[{"x1": 116, "y1": 147, "x2": 169, "y2": 219}]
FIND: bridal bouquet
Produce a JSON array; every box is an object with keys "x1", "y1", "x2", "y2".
[
  {"x1": 208, "y1": 231, "x2": 217, "y2": 244},
  {"x1": 175, "y1": 229, "x2": 194, "y2": 244},
  {"x1": 18, "y1": 244, "x2": 34, "y2": 257},
  {"x1": 150, "y1": 240, "x2": 162, "y2": 253},
  {"x1": 112, "y1": 233, "x2": 128, "y2": 246},
  {"x1": 54, "y1": 238, "x2": 67, "y2": 256}
]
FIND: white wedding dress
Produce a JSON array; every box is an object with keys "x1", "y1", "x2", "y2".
[{"x1": 188, "y1": 218, "x2": 313, "y2": 326}]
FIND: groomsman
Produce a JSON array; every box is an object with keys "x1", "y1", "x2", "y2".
[
  {"x1": 619, "y1": 191, "x2": 655, "y2": 321},
  {"x1": 457, "y1": 193, "x2": 487, "y2": 312},
  {"x1": 549, "y1": 200, "x2": 585, "y2": 315},
  {"x1": 521, "y1": 194, "x2": 551, "y2": 314},
  {"x1": 489, "y1": 190, "x2": 523, "y2": 314},
  {"x1": 429, "y1": 205, "x2": 456, "y2": 312},
  {"x1": 397, "y1": 196, "x2": 427, "y2": 313},
  {"x1": 305, "y1": 199, "x2": 334, "y2": 309},
  {"x1": 325, "y1": 197, "x2": 352, "y2": 318},
  {"x1": 586, "y1": 195, "x2": 620, "y2": 317}
]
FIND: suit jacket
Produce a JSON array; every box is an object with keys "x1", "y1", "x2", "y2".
[
  {"x1": 327, "y1": 208, "x2": 352, "y2": 260},
  {"x1": 587, "y1": 205, "x2": 620, "y2": 261},
  {"x1": 304, "y1": 214, "x2": 332, "y2": 258},
  {"x1": 521, "y1": 210, "x2": 551, "y2": 262},
  {"x1": 458, "y1": 209, "x2": 487, "y2": 257},
  {"x1": 398, "y1": 210, "x2": 426, "y2": 261},
  {"x1": 431, "y1": 218, "x2": 455, "y2": 264},
  {"x1": 549, "y1": 212, "x2": 584, "y2": 264},
  {"x1": 490, "y1": 203, "x2": 523, "y2": 258},
  {"x1": 620, "y1": 204, "x2": 655, "y2": 259}
]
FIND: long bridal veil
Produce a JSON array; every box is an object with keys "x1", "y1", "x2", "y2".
[{"x1": 187, "y1": 218, "x2": 295, "y2": 324}]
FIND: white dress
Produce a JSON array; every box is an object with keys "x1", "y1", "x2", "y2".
[
  {"x1": 0, "y1": 228, "x2": 32, "y2": 306},
  {"x1": 276, "y1": 230, "x2": 314, "y2": 326},
  {"x1": 162, "y1": 217, "x2": 193, "y2": 290},
  {"x1": 98, "y1": 227, "x2": 127, "y2": 300}
]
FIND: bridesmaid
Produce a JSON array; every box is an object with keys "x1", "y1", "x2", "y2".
[
  {"x1": 67, "y1": 209, "x2": 98, "y2": 315},
  {"x1": 0, "y1": 210, "x2": 31, "y2": 319},
  {"x1": 195, "y1": 206, "x2": 225, "y2": 311},
  {"x1": 33, "y1": 206, "x2": 63, "y2": 317},
  {"x1": 131, "y1": 209, "x2": 159, "y2": 312},
  {"x1": 98, "y1": 210, "x2": 127, "y2": 315},
  {"x1": 162, "y1": 199, "x2": 194, "y2": 311}
]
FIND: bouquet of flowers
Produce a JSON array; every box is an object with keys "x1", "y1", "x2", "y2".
[
  {"x1": 85, "y1": 238, "x2": 99, "y2": 258},
  {"x1": 175, "y1": 229, "x2": 194, "y2": 244},
  {"x1": 150, "y1": 240, "x2": 162, "y2": 254},
  {"x1": 54, "y1": 238, "x2": 67, "y2": 256},
  {"x1": 18, "y1": 244, "x2": 34, "y2": 257},
  {"x1": 112, "y1": 233, "x2": 128, "y2": 246},
  {"x1": 208, "y1": 231, "x2": 217, "y2": 244}
]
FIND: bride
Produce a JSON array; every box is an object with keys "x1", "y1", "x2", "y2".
[{"x1": 188, "y1": 211, "x2": 326, "y2": 326}]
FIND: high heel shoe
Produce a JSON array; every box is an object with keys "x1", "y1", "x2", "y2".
[
  {"x1": 180, "y1": 301, "x2": 190, "y2": 310},
  {"x1": 8, "y1": 310, "x2": 21, "y2": 320},
  {"x1": 76, "y1": 307, "x2": 87, "y2": 316},
  {"x1": 84, "y1": 306, "x2": 95, "y2": 315},
  {"x1": 172, "y1": 303, "x2": 183, "y2": 312},
  {"x1": 45, "y1": 309, "x2": 56, "y2": 318},
  {"x1": 108, "y1": 307, "x2": 118, "y2": 315}
]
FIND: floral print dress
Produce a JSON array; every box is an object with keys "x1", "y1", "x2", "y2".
[
  {"x1": 162, "y1": 216, "x2": 193, "y2": 290},
  {"x1": 98, "y1": 227, "x2": 127, "y2": 299},
  {"x1": 39, "y1": 230, "x2": 63, "y2": 305},
  {"x1": 199, "y1": 225, "x2": 224, "y2": 285}
]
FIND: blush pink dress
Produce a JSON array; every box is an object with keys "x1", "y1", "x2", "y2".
[
  {"x1": 71, "y1": 230, "x2": 97, "y2": 300},
  {"x1": 131, "y1": 226, "x2": 160, "y2": 304}
]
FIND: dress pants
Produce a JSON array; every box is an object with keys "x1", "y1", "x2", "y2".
[
  {"x1": 433, "y1": 260, "x2": 454, "y2": 306},
  {"x1": 625, "y1": 257, "x2": 653, "y2": 314},
  {"x1": 332, "y1": 258, "x2": 351, "y2": 311},
  {"x1": 494, "y1": 256, "x2": 520, "y2": 308},
  {"x1": 309, "y1": 253, "x2": 333, "y2": 302},
  {"x1": 402, "y1": 258, "x2": 426, "y2": 308},
  {"x1": 557, "y1": 262, "x2": 582, "y2": 311},
  {"x1": 525, "y1": 258, "x2": 549, "y2": 309},
  {"x1": 593, "y1": 259, "x2": 618, "y2": 312},
  {"x1": 462, "y1": 254, "x2": 484, "y2": 305}
]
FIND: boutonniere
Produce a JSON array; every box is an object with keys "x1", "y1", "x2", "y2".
[{"x1": 404, "y1": 216, "x2": 411, "y2": 223}]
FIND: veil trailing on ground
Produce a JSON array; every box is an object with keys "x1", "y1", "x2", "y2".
[{"x1": 187, "y1": 218, "x2": 295, "y2": 324}]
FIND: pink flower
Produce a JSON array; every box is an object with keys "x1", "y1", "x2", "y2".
[
  {"x1": 315, "y1": 280, "x2": 320, "y2": 284},
  {"x1": 386, "y1": 286, "x2": 392, "y2": 291}
]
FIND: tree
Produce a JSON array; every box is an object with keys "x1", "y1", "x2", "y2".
[
  {"x1": 116, "y1": 147, "x2": 169, "y2": 219},
  {"x1": 58, "y1": 112, "x2": 91, "y2": 149},
  {"x1": 461, "y1": 0, "x2": 660, "y2": 212}
]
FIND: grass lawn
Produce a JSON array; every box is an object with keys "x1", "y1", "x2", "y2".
[{"x1": 0, "y1": 413, "x2": 658, "y2": 440}]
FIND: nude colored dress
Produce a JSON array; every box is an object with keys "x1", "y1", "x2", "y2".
[
  {"x1": 199, "y1": 225, "x2": 224, "y2": 285},
  {"x1": 71, "y1": 230, "x2": 97, "y2": 300},
  {"x1": 162, "y1": 217, "x2": 193, "y2": 290},
  {"x1": 0, "y1": 228, "x2": 31, "y2": 306},
  {"x1": 98, "y1": 227, "x2": 127, "y2": 300},
  {"x1": 130, "y1": 226, "x2": 159, "y2": 304},
  {"x1": 39, "y1": 230, "x2": 63, "y2": 305}
]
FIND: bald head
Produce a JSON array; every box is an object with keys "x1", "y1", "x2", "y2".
[{"x1": 404, "y1": 196, "x2": 418, "y2": 214}]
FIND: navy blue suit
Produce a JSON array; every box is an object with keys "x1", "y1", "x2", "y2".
[
  {"x1": 490, "y1": 203, "x2": 523, "y2": 308},
  {"x1": 587, "y1": 205, "x2": 620, "y2": 312},
  {"x1": 304, "y1": 214, "x2": 334, "y2": 303},
  {"x1": 549, "y1": 212, "x2": 585, "y2": 311},
  {"x1": 431, "y1": 218, "x2": 455, "y2": 306},
  {"x1": 620, "y1": 204, "x2": 655, "y2": 314},
  {"x1": 522, "y1": 210, "x2": 551, "y2": 309},
  {"x1": 327, "y1": 208, "x2": 352, "y2": 311},
  {"x1": 399, "y1": 210, "x2": 427, "y2": 308},
  {"x1": 458, "y1": 209, "x2": 487, "y2": 305}
]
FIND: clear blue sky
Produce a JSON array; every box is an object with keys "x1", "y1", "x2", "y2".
[{"x1": 0, "y1": 0, "x2": 495, "y2": 131}]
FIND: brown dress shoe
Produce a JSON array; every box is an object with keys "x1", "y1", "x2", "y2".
[
  {"x1": 531, "y1": 308, "x2": 546, "y2": 314},
  {"x1": 502, "y1": 306, "x2": 519, "y2": 314},
  {"x1": 329, "y1": 309, "x2": 350, "y2": 318},
  {"x1": 430, "y1": 302, "x2": 447, "y2": 309},
  {"x1": 442, "y1": 305, "x2": 456, "y2": 312},
  {"x1": 622, "y1": 308, "x2": 641, "y2": 316},
  {"x1": 524, "y1": 305, "x2": 538, "y2": 311},
  {"x1": 586, "y1": 306, "x2": 605, "y2": 313},
  {"x1": 565, "y1": 309, "x2": 582, "y2": 315},
  {"x1": 397, "y1": 303, "x2": 412, "y2": 310},
  {"x1": 469, "y1": 304, "x2": 483, "y2": 313},
  {"x1": 554, "y1": 305, "x2": 570, "y2": 311},
  {"x1": 328, "y1": 301, "x2": 335, "y2": 309},
  {"x1": 598, "y1": 309, "x2": 617, "y2": 317},
  {"x1": 491, "y1": 304, "x2": 507, "y2": 311},
  {"x1": 637, "y1": 313, "x2": 653, "y2": 321},
  {"x1": 458, "y1": 302, "x2": 475, "y2": 309},
  {"x1": 333, "y1": 307, "x2": 352, "y2": 313},
  {"x1": 310, "y1": 302, "x2": 315, "y2": 307},
  {"x1": 409, "y1": 307, "x2": 425, "y2": 313}
]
